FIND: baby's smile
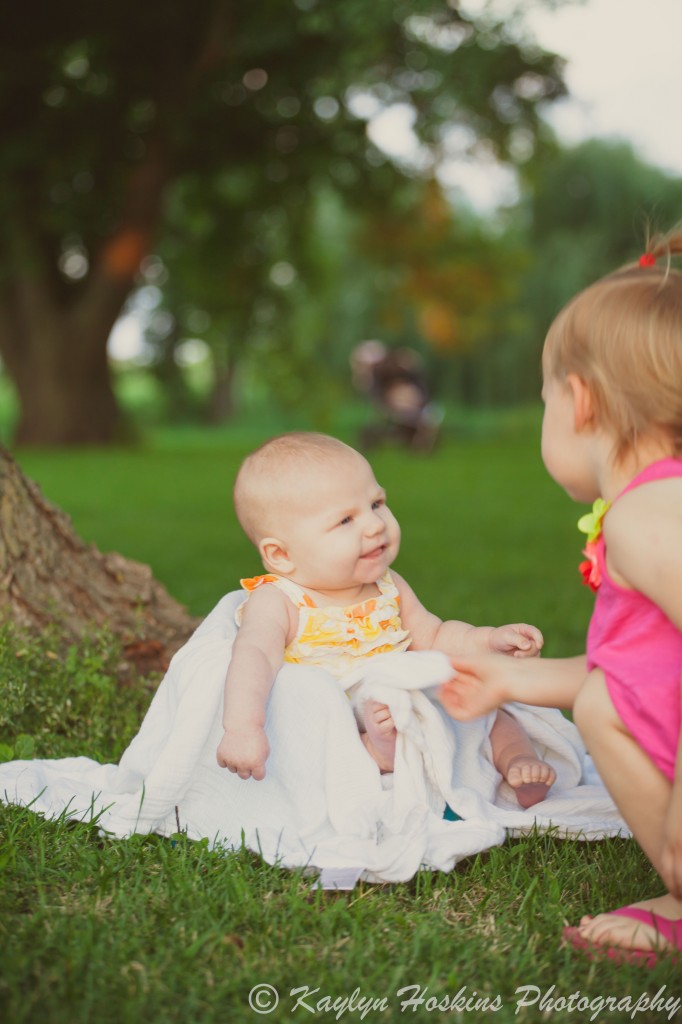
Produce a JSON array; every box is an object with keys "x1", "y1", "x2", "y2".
[{"x1": 361, "y1": 544, "x2": 387, "y2": 560}]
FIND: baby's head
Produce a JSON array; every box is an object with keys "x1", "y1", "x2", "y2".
[
  {"x1": 234, "y1": 433, "x2": 360, "y2": 544},
  {"x1": 542, "y1": 226, "x2": 682, "y2": 460},
  {"x1": 233, "y1": 432, "x2": 398, "y2": 582}
]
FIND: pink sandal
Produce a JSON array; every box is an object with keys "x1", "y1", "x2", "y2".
[{"x1": 563, "y1": 906, "x2": 682, "y2": 968}]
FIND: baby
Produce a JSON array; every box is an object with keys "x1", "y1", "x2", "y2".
[{"x1": 216, "y1": 432, "x2": 555, "y2": 807}]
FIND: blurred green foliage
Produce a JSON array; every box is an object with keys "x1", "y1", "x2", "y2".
[
  {"x1": 0, "y1": 1, "x2": 680, "y2": 445},
  {"x1": 0, "y1": 0, "x2": 566, "y2": 444}
]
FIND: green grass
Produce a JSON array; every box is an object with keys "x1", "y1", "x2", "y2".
[
  {"x1": 1, "y1": 805, "x2": 677, "y2": 1023},
  {"x1": 13, "y1": 413, "x2": 588, "y2": 652},
  {"x1": 1, "y1": 422, "x2": 680, "y2": 1022}
]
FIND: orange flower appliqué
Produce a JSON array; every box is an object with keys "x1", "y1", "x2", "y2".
[{"x1": 579, "y1": 540, "x2": 601, "y2": 591}]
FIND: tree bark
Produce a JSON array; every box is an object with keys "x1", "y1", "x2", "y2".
[
  {"x1": 0, "y1": 447, "x2": 199, "y2": 667},
  {"x1": 4, "y1": 314, "x2": 125, "y2": 446},
  {"x1": 207, "y1": 355, "x2": 238, "y2": 424},
  {"x1": 0, "y1": 143, "x2": 170, "y2": 446}
]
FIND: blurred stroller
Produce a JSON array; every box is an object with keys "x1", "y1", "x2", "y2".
[{"x1": 350, "y1": 341, "x2": 443, "y2": 454}]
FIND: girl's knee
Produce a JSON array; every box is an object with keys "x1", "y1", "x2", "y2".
[{"x1": 573, "y1": 670, "x2": 611, "y2": 740}]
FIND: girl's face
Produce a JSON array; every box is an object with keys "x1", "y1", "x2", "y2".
[
  {"x1": 540, "y1": 373, "x2": 599, "y2": 504},
  {"x1": 272, "y1": 451, "x2": 401, "y2": 599}
]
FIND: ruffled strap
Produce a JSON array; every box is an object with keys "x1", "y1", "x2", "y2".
[
  {"x1": 375, "y1": 568, "x2": 400, "y2": 602},
  {"x1": 239, "y1": 573, "x2": 314, "y2": 608},
  {"x1": 240, "y1": 573, "x2": 280, "y2": 592}
]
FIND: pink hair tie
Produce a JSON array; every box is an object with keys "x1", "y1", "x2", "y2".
[{"x1": 639, "y1": 253, "x2": 656, "y2": 267}]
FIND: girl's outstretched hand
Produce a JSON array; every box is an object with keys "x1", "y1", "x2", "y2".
[{"x1": 438, "y1": 654, "x2": 509, "y2": 721}]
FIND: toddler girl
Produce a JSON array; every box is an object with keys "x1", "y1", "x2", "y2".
[
  {"x1": 216, "y1": 431, "x2": 555, "y2": 807},
  {"x1": 440, "y1": 228, "x2": 682, "y2": 964}
]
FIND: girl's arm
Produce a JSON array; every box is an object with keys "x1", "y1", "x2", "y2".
[
  {"x1": 440, "y1": 480, "x2": 682, "y2": 722},
  {"x1": 439, "y1": 652, "x2": 588, "y2": 720},
  {"x1": 392, "y1": 571, "x2": 543, "y2": 657},
  {"x1": 216, "y1": 586, "x2": 295, "y2": 780}
]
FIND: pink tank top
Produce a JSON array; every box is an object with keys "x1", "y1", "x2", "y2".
[{"x1": 586, "y1": 457, "x2": 682, "y2": 780}]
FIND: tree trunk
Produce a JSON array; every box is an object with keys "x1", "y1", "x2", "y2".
[
  {"x1": 0, "y1": 447, "x2": 199, "y2": 667},
  {"x1": 0, "y1": 144, "x2": 170, "y2": 447},
  {"x1": 207, "y1": 356, "x2": 238, "y2": 424},
  {"x1": 7, "y1": 317, "x2": 125, "y2": 446}
]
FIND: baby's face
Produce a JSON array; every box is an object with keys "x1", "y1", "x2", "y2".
[{"x1": 274, "y1": 450, "x2": 401, "y2": 596}]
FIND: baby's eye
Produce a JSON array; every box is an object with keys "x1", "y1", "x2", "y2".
[
  {"x1": 371, "y1": 498, "x2": 385, "y2": 510},
  {"x1": 339, "y1": 515, "x2": 353, "y2": 526}
]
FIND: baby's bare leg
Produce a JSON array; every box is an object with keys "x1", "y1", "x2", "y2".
[
  {"x1": 361, "y1": 700, "x2": 397, "y2": 774},
  {"x1": 490, "y1": 708, "x2": 556, "y2": 808}
]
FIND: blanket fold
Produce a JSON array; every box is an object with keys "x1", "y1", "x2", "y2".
[{"x1": 0, "y1": 592, "x2": 628, "y2": 882}]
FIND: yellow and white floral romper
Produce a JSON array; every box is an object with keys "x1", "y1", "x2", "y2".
[{"x1": 237, "y1": 569, "x2": 412, "y2": 680}]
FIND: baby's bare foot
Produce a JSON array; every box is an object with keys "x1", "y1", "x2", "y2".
[
  {"x1": 504, "y1": 754, "x2": 556, "y2": 808},
  {"x1": 361, "y1": 700, "x2": 397, "y2": 774}
]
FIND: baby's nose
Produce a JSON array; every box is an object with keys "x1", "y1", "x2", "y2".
[{"x1": 366, "y1": 512, "x2": 385, "y2": 534}]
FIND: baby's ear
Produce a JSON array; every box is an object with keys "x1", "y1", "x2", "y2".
[{"x1": 258, "y1": 537, "x2": 295, "y2": 575}]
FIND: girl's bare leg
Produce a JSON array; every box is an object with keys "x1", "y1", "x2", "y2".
[
  {"x1": 571, "y1": 670, "x2": 681, "y2": 951},
  {"x1": 490, "y1": 708, "x2": 556, "y2": 808}
]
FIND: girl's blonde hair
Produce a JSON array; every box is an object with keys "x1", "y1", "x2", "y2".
[{"x1": 543, "y1": 225, "x2": 682, "y2": 460}]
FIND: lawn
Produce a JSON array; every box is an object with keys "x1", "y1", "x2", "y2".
[{"x1": 1, "y1": 420, "x2": 679, "y2": 1023}]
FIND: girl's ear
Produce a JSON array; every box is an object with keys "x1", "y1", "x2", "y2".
[
  {"x1": 567, "y1": 374, "x2": 594, "y2": 431},
  {"x1": 258, "y1": 537, "x2": 295, "y2": 575}
]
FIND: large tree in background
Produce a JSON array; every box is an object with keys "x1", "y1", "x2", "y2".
[{"x1": 0, "y1": 0, "x2": 565, "y2": 445}]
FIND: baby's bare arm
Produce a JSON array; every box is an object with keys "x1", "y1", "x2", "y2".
[
  {"x1": 393, "y1": 571, "x2": 479, "y2": 651},
  {"x1": 216, "y1": 586, "x2": 295, "y2": 780},
  {"x1": 392, "y1": 571, "x2": 543, "y2": 657}
]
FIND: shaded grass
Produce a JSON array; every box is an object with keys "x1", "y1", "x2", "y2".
[
  {"x1": 2, "y1": 421, "x2": 680, "y2": 1021},
  {"x1": 0, "y1": 624, "x2": 154, "y2": 762}
]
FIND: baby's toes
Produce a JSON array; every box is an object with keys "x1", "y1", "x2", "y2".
[
  {"x1": 506, "y1": 761, "x2": 533, "y2": 786},
  {"x1": 523, "y1": 762, "x2": 545, "y2": 784}
]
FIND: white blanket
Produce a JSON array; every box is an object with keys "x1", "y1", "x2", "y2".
[{"x1": 0, "y1": 592, "x2": 628, "y2": 882}]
